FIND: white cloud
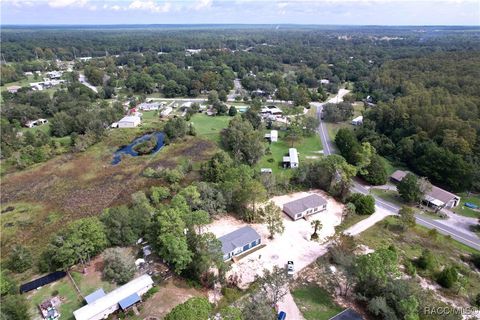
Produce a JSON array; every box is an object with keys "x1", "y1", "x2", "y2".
[
  {"x1": 48, "y1": 0, "x2": 87, "y2": 8},
  {"x1": 128, "y1": 0, "x2": 171, "y2": 13},
  {"x1": 193, "y1": 0, "x2": 212, "y2": 10}
]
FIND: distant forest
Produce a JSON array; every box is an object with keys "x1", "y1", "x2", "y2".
[{"x1": 1, "y1": 26, "x2": 479, "y2": 191}]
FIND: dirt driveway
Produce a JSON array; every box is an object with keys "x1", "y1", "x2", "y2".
[
  {"x1": 139, "y1": 278, "x2": 206, "y2": 319},
  {"x1": 205, "y1": 189, "x2": 344, "y2": 288}
]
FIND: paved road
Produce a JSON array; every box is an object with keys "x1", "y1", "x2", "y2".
[{"x1": 312, "y1": 93, "x2": 480, "y2": 251}]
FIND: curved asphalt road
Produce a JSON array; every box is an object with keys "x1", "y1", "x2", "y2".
[{"x1": 313, "y1": 93, "x2": 480, "y2": 252}]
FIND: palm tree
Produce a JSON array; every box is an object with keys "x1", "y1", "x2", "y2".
[{"x1": 311, "y1": 220, "x2": 322, "y2": 240}]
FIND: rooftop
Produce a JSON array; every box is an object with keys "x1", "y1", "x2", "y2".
[
  {"x1": 283, "y1": 194, "x2": 327, "y2": 216},
  {"x1": 73, "y1": 275, "x2": 153, "y2": 320},
  {"x1": 218, "y1": 226, "x2": 261, "y2": 255}
]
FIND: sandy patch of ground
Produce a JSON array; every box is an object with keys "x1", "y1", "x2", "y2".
[
  {"x1": 343, "y1": 205, "x2": 393, "y2": 236},
  {"x1": 139, "y1": 278, "x2": 206, "y2": 319},
  {"x1": 205, "y1": 190, "x2": 344, "y2": 288}
]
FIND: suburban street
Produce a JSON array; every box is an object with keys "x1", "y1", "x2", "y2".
[{"x1": 312, "y1": 91, "x2": 480, "y2": 251}]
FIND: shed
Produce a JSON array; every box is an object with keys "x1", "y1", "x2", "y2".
[
  {"x1": 283, "y1": 194, "x2": 327, "y2": 220},
  {"x1": 218, "y1": 226, "x2": 261, "y2": 261},
  {"x1": 351, "y1": 116, "x2": 363, "y2": 126}
]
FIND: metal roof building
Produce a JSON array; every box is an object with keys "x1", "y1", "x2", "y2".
[{"x1": 73, "y1": 275, "x2": 153, "y2": 320}]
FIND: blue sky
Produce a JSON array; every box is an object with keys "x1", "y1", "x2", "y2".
[{"x1": 1, "y1": 0, "x2": 479, "y2": 25}]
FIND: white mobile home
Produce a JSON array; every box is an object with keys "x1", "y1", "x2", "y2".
[
  {"x1": 283, "y1": 148, "x2": 299, "y2": 168},
  {"x1": 73, "y1": 275, "x2": 153, "y2": 320},
  {"x1": 264, "y1": 130, "x2": 278, "y2": 143}
]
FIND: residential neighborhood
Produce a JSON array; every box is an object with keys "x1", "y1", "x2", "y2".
[{"x1": 1, "y1": 7, "x2": 479, "y2": 320}]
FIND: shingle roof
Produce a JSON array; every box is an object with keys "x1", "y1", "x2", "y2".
[
  {"x1": 218, "y1": 226, "x2": 261, "y2": 255},
  {"x1": 390, "y1": 170, "x2": 459, "y2": 205},
  {"x1": 390, "y1": 170, "x2": 408, "y2": 182},
  {"x1": 427, "y1": 185, "x2": 459, "y2": 205},
  {"x1": 283, "y1": 194, "x2": 327, "y2": 217}
]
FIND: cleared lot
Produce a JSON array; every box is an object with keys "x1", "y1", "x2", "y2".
[{"x1": 205, "y1": 190, "x2": 344, "y2": 288}]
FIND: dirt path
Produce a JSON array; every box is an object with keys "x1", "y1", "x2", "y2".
[
  {"x1": 277, "y1": 289, "x2": 305, "y2": 320},
  {"x1": 343, "y1": 206, "x2": 394, "y2": 236},
  {"x1": 139, "y1": 278, "x2": 205, "y2": 319}
]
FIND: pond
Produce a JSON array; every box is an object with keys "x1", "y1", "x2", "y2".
[{"x1": 112, "y1": 132, "x2": 165, "y2": 165}]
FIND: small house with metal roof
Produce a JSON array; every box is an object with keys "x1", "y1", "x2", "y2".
[{"x1": 283, "y1": 194, "x2": 327, "y2": 220}]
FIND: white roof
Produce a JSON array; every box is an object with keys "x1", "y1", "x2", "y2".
[
  {"x1": 270, "y1": 130, "x2": 278, "y2": 138},
  {"x1": 289, "y1": 148, "x2": 299, "y2": 164},
  {"x1": 73, "y1": 275, "x2": 153, "y2": 320},
  {"x1": 352, "y1": 116, "x2": 363, "y2": 122},
  {"x1": 119, "y1": 115, "x2": 141, "y2": 123}
]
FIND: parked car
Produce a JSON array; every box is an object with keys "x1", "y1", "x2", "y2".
[
  {"x1": 278, "y1": 311, "x2": 287, "y2": 320},
  {"x1": 287, "y1": 261, "x2": 294, "y2": 276}
]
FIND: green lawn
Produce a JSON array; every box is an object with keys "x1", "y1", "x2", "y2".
[
  {"x1": 370, "y1": 188, "x2": 404, "y2": 207},
  {"x1": 191, "y1": 114, "x2": 231, "y2": 143},
  {"x1": 28, "y1": 277, "x2": 82, "y2": 320},
  {"x1": 453, "y1": 193, "x2": 480, "y2": 218},
  {"x1": 292, "y1": 284, "x2": 343, "y2": 320},
  {"x1": 257, "y1": 133, "x2": 322, "y2": 174}
]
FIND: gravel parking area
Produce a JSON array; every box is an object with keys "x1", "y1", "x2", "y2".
[{"x1": 205, "y1": 190, "x2": 344, "y2": 288}]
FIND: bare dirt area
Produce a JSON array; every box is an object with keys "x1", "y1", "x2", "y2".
[
  {"x1": 205, "y1": 189, "x2": 345, "y2": 288},
  {"x1": 139, "y1": 278, "x2": 206, "y2": 319}
]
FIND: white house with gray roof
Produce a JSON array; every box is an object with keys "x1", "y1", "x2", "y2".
[
  {"x1": 218, "y1": 226, "x2": 261, "y2": 261},
  {"x1": 283, "y1": 194, "x2": 327, "y2": 220}
]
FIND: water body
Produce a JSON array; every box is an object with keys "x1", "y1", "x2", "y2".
[{"x1": 112, "y1": 132, "x2": 165, "y2": 165}]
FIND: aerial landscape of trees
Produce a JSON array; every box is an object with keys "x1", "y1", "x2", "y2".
[{"x1": 1, "y1": 25, "x2": 479, "y2": 320}]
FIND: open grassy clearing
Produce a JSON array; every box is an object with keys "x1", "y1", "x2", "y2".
[
  {"x1": 27, "y1": 277, "x2": 82, "y2": 320},
  {"x1": 453, "y1": 193, "x2": 480, "y2": 218},
  {"x1": 370, "y1": 188, "x2": 404, "y2": 207},
  {"x1": 291, "y1": 284, "x2": 343, "y2": 320},
  {"x1": 257, "y1": 131, "x2": 322, "y2": 174},
  {"x1": 190, "y1": 113, "x2": 230, "y2": 143}
]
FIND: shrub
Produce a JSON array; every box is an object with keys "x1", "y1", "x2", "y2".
[
  {"x1": 165, "y1": 297, "x2": 212, "y2": 320},
  {"x1": 416, "y1": 249, "x2": 438, "y2": 272},
  {"x1": 348, "y1": 193, "x2": 375, "y2": 215},
  {"x1": 102, "y1": 248, "x2": 136, "y2": 285},
  {"x1": 143, "y1": 286, "x2": 159, "y2": 300},
  {"x1": 471, "y1": 254, "x2": 480, "y2": 270},
  {"x1": 437, "y1": 266, "x2": 458, "y2": 288},
  {"x1": 404, "y1": 260, "x2": 417, "y2": 276},
  {"x1": 6, "y1": 245, "x2": 32, "y2": 273}
]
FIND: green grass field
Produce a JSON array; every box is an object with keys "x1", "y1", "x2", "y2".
[
  {"x1": 28, "y1": 277, "x2": 82, "y2": 320},
  {"x1": 292, "y1": 284, "x2": 343, "y2": 320},
  {"x1": 191, "y1": 114, "x2": 231, "y2": 143},
  {"x1": 453, "y1": 193, "x2": 480, "y2": 218},
  {"x1": 257, "y1": 132, "x2": 322, "y2": 174}
]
